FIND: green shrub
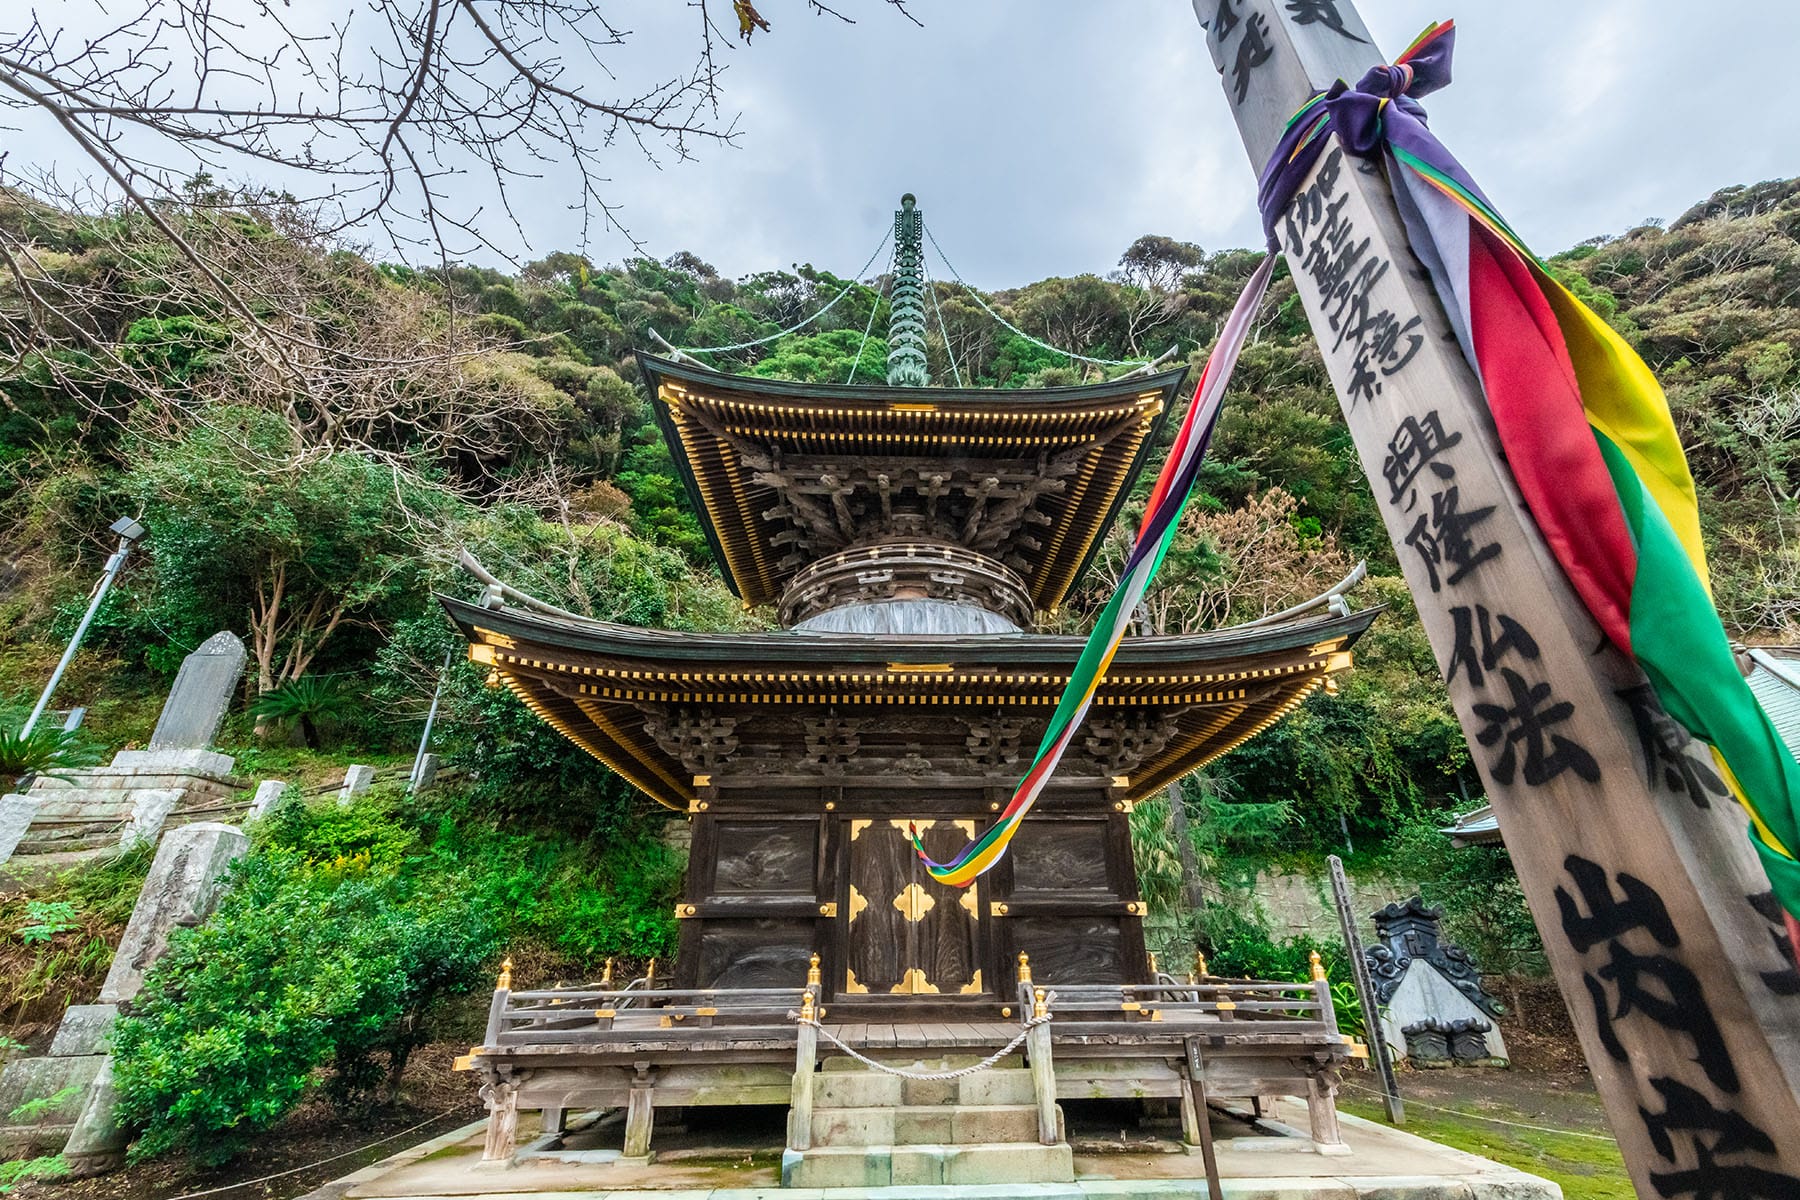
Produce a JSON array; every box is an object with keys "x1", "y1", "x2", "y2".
[{"x1": 110, "y1": 843, "x2": 496, "y2": 1165}]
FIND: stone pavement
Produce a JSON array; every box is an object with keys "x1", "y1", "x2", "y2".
[{"x1": 297, "y1": 1100, "x2": 1560, "y2": 1200}]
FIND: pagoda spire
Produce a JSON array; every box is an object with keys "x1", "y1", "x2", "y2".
[{"x1": 885, "y1": 194, "x2": 930, "y2": 386}]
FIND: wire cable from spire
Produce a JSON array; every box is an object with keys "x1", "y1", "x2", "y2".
[
  {"x1": 845, "y1": 240, "x2": 895, "y2": 384},
  {"x1": 661, "y1": 228, "x2": 893, "y2": 356},
  {"x1": 922, "y1": 254, "x2": 964, "y2": 387},
  {"x1": 922, "y1": 222, "x2": 1154, "y2": 369}
]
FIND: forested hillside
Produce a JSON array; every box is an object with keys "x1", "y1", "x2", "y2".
[{"x1": 0, "y1": 180, "x2": 1796, "y2": 1131}]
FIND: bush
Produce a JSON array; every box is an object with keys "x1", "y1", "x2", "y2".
[{"x1": 110, "y1": 837, "x2": 496, "y2": 1165}]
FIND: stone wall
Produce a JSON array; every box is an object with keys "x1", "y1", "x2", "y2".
[{"x1": 1253, "y1": 867, "x2": 1403, "y2": 943}]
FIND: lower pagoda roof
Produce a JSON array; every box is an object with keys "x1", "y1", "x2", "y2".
[{"x1": 441, "y1": 595, "x2": 1378, "y2": 812}]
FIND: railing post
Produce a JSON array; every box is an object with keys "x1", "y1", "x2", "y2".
[
  {"x1": 1310, "y1": 950, "x2": 1340, "y2": 1038},
  {"x1": 1026, "y1": 987, "x2": 1059, "y2": 1146},
  {"x1": 788, "y1": 989, "x2": 819, "y2": 1152},
  {"x1": 485, "y1": 956, "x2": 512, "y2": 1046}
]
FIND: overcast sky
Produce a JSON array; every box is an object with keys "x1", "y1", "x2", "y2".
[{"x1": 10, "y1": 0, "x2": 1799, "y2": 289}]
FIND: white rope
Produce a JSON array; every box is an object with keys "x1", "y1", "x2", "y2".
[
  {"x1": 163, "y1": 1107, "x2": 472, "y2": 1200},
  {"x1": 1339, "y1": 1080, "x2": 1616, "y2": 1141},
  {"x1": 923, "y1": 223, "x2": 1151, "y2": 369},
  {"x1": 802, "y1": 1011, "x2": 1051, "y2": 1080},
  {"x1": 669, "y1": 230, "x2": 893, "y2": 356},
  {"x1": 845, "y1": 241, "x2": 893, "y2": 384},
  {"x1": 922, "y1": 255, "x2": 964, "y2": 387}
]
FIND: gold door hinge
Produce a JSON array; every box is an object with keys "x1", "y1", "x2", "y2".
[
  {"x1": 990, "y1": 901, "x2": 1009, "y2": 917},
  {"x1": 818, "y1": 902, "x2": 839, "y2": 917},
  {"x1": 675, "y1": 903, "x2": 698, "y2": 918}
]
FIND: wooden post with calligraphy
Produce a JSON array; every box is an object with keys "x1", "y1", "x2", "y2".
[{"x1": 1191, "y1": 2, "x2": 1800, "y2": 1194}]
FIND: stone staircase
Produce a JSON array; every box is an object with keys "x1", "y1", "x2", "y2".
[{"x1": 781, "y1": 1052, "x2": 1073, "y2": 1188}]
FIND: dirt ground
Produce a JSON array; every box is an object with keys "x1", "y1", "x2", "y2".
[{"x1": 11, "y1": 1044, "x2": 482, "y2": 1200}]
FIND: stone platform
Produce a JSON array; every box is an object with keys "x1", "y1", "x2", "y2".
[
  {"x1": 18, "y1": 757, "x2": 248, "y2": 854},
  {"x1": 303, "y1": 1101, "x2": 1560, "y2": 1200}
]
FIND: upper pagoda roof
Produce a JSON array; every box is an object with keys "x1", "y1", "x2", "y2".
[{"x1": 639, "y1": 354, "x2": 1190, "y2": 614}]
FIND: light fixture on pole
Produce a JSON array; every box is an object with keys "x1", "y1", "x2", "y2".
[{"x1": 21, "y1": 516, "x2": 147, "y2": 736}]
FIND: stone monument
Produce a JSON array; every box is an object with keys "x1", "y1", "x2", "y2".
[
  {"x1": 14, "y1": 633, "x2": 249, "y2": 858},
  {"x1": 1364, "y1": 897, "x2": 1507, "y2": 1064},
  {"x1": 0, "y1": 823, "x2": 249, "y2": 1164}
]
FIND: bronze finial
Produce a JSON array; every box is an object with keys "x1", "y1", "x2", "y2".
[
  {"x1": 1194, "y1": 950, "x2": 1209, "y2": 979},
  {"x1": 800, "y1": 990, "x2": 816, "y2": 1021},
  {"x1": 497, "y1": 956, "x2": 513, "y2": 991},
  {"x1": 601, "y1": 957, "x2": 615, "y2": 986},
  {"x1": 807, "y1": 952, "x2": 822, "y2": 987},
  {"x1": 1309, "y1": 949, "x2": 1326, "y2": 981},
  {"x1": 646, "y1": 957, "x2": 657, "y2": 982},
  {"x1": 1147, "y1": 951, "x2": 1160, "y2": 976},
  {"x1": 1017, "y1": 951, "x2": 1032, "y2": 984},
  {"x1": 1032, "y1": 987, "x2": 1049, "y2": 1019}
]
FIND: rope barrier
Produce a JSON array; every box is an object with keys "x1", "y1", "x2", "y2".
[
  {"x1": 163, "y1": 1107, "x2": 474, "y2": 1200},
  {"x1": 802, "y1": 1009, "x2": 1051, "y2": 1081},
  {"x1": 1339, "y1": 1080, "x2": 1615, "y2": 1142},
  {"x1": 666, "y1": 230, "x2": 893, "y2": 356},
  {"x1": 922, "y1": 223, "x2": 1153, "y2": 369}
]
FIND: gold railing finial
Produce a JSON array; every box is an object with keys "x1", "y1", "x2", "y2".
[
  {"x1": 1032, "y1": 987, "x2": 1049, "y2": 1020},
  {"x1": 497, "y1": 956, "x2": 513, "y2": 991},
  {"x1": 807, "y1": 952, "x2": 822, "y2": 987},
  {"x1": 1309, "y1": 949, "x2": 1326, "y2": 982},
  {"x1": 800, "y1": 990, "x2": 816, "y2": 1021},
  {"x1": 646, "y1": 957, "x2": 657, "y2": 983},
  {"x1": 1194, "y1": 950, "x2": 1209, "y2": 979},
  {"x1": 1147, "y1": 951, "x2": 1160, "y2": 976},
  {"x1": 1017, "y1": 952, "x2": 1032, "y2": 984},
  {"x1": 601, "y1": 957, "x2": 615, "y2": 986}
]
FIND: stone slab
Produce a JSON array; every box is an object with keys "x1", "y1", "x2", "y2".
[
  {"x1": 148, "y1": 631, "x2": 245, "y2": 752},
  {"x1": 0, "y1": 795, "x2": 41, "y2": 865},
  {"x1": 110, "y1": 748, "x2": 237, "y2": 777},
  {"x1": 120, "y1": 789, "x2": 181, "y2": 848},
  {"x1": 339, "y1": 764, "x2": 376, "y2": 803},
  {"x1": 98, "y1": 821, "x2": 249, "y2": 1004},
  {"x1": 0, "y1": 1054, "x2": 103, "y2": 1128},
  {"x1": 48, "y1": 1005, "x2": 118, "y2": 1058},
  {"x1": 249, "y1": 779, "x2": 290, "y2": 819}
]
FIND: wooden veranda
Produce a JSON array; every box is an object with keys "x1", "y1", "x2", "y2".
[{"x1": 458, "y1": 951, "x2": 1362, "y2": 1167}]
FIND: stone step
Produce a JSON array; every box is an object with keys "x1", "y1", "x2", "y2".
[
  {"x1": 783, "y1": 1140, "x2": 1074, "y2": 1188},
  {"x1": 812, "y1": 1103, "x2": 1060, "y2": 1147},
  {"x1": 958, "y1": 1066, "x2": 1037, "y2": 1106},
  {"x1": 820, "y1": 1051, "x2": 1023, "y2": 1072}
]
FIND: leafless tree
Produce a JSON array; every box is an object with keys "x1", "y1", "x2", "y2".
[{"x1": 0, "y1": 0, "x2": 918, "y2": 359}]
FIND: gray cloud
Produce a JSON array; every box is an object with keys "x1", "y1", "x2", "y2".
[{"x1": 7, "y1": 1, "x2": 1796, "y2": 287}]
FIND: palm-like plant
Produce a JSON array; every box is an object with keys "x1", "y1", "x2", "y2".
[
  {"x1": 0, "y1": 724, "x2": 104, "y2": 789},
  {"x1": 249, "y1": 677, "x2": 357, "y2": 748}
]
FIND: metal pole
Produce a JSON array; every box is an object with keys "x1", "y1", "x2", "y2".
[
  {"x1": 1327, "y1": 854, "x2": 1402, "y2": 1125},
  {"x1": 408, "y1": 649, "x2": 454, "y2": 791},
  {"x1": 22, "y1": 534, "x2": 136, "y2": 737}
]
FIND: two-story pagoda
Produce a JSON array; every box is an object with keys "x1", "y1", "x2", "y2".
[{"x1": 443, "y1": 196, "x2": 1374, "y2": 1019}]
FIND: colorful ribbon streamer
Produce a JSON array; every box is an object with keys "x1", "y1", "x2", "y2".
[
  {"x1": 917, "y1": 21, "x2": 1800, "y2": 955},
  {"x1": 1261, "y1": 21, "x2": 1800, "y2": 940},
  {"x1": 909, "y1": 254, "x2": 1277, "y2": 887}
]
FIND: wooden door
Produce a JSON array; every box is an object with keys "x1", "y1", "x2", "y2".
[{"x1": 842, "y1": 819, "x2": 986, "y2": 996}]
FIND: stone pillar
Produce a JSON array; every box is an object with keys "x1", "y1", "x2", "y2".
[
  {"x1": 118, "y1": 789, "x2": 181, "y2": 849},
  {"x1": 1190, "y1": 0, "x2": 1800, "y2": 1190},
  {"x1": 61, "y1": 822, "x2": 249, "y2": 1175},
  {"x1": 337, "y1": 764, "x2": 375, "y2": 805},
  {"x1": 0, "y1": 795, "x2": 42, "y2": 866},
  {"x1": 247, "y1": 779, "x2": 289, "y2": 819}
]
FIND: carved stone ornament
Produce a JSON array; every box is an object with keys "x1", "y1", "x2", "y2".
[{"x1": 1363, "y1": 895, "x2": 1503, "y2": 1016}]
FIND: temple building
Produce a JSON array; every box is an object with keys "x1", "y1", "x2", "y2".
[{"x1": 445, "y1": 196, "x2": 1374, "y2": 1178}]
